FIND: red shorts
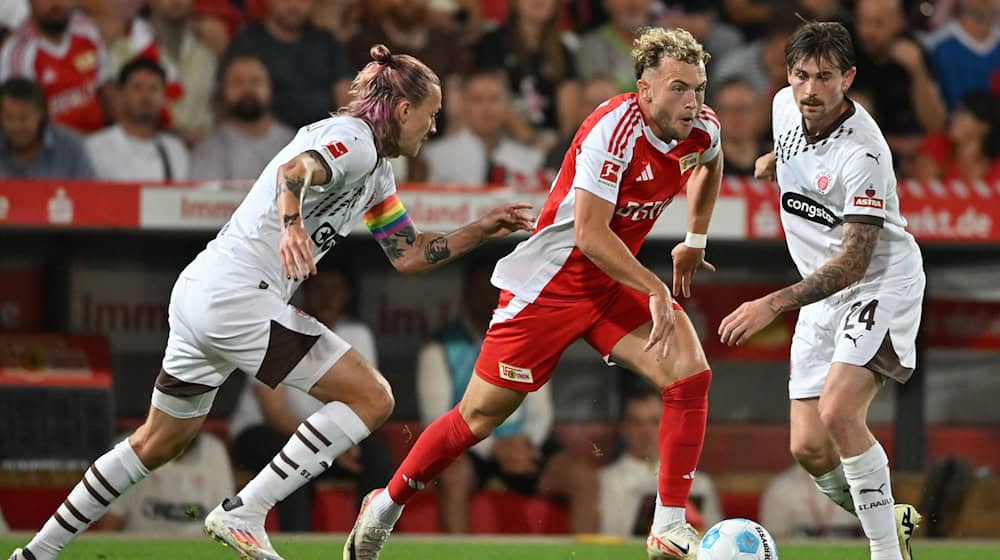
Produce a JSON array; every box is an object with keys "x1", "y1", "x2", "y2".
[{"x1": 474, "y1": 284, "x2": 684, "y2": 392}]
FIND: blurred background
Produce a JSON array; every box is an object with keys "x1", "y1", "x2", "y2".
[{"x1": 0, "y1": 0, "x2": 998, "y2": 543}]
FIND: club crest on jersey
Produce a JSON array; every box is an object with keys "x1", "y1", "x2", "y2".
[
  {"x1": 498, "y1": 362, "x2": 534, "y2": 384},
  {"x1": 679, "y1": 152, "x2": 700, "y2": 173},
  {"x1": 599, "y1": 160, "x2": 622, "y2": 186},
  {"x1": 816, "y1": 173, "x2": 832, "y2": 194},
  {"x1": 781, "y1": 192, "x2": 842, "y2": 228}
]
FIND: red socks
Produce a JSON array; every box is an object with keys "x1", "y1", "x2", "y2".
[
  {"x1": 386, "y1": 406, "x2": 482, "y2": 504},
  {"x1": 658, "y1": 370, "x2": 711, "y2": 506}
]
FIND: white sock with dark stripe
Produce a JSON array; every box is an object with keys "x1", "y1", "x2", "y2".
[
  {"x1": 27, "y1": 439, "x2": 150, "y2": 560},
  {"x1": 237, "y1": 401, "x2": 370, "y2": 513}
]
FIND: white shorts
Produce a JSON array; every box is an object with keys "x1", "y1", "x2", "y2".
[
  {"x1": 788, "y1": 275, "x2": 925, "y2": 400},
  {"x1": 154, "y1": 276, "x2": 350, "y2": 419}
]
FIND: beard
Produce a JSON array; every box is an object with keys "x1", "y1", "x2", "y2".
[
  {"x1": 37, "y1": 13, "x2": 70, "y2": 35},
  {"x1": 229, "y1": 95, "x2": 266, "y2": 122}
]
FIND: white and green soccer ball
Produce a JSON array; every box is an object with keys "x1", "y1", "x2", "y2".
[{"x1": 698, "y1": 518, "x2": 778, "y2": 560}]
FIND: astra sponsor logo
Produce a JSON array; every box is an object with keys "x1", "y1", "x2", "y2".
[
  {"x1": 781, "y1": 192, "x2": 842, "y2": 228},
  {"x1": 854, "y1": 196, "x2": 884, "y2": 209},
  {"x1": 858, "y1": 497, "x2": 894, "y2": 511},
  {"x1": 616, "y1": 198, "x2": 673, "y2": 221}
]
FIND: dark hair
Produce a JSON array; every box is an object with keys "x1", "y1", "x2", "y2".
[
  {"x1": 507, "y1": 2, "x2": 567, "y2": 82},
  {"x1": 340, "y1": 44, "x2": 440, "y2": 158},
  {"x1": 959, "y1": 91, "x2": 1000, "y2": 159},
  {"x1": 622, "y1": 389, "x2": 661, "y2": 414},
  {"x1": 118, "y1": 58, "x2": 167, "y2": 87},
  {"x1": 784, "y1": 20, "x2": 855, "y2": 73},
  {"x1": 0, "y1": 77, "x2": 46, "y2": 114}
]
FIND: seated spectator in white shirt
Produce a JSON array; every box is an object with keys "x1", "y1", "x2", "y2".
[
  {"x1": 759, "y1": 463, "x2": 862, "y2": 539},
  {"x1": 600, "y1": 390, "x2": 722, "y2": 537},
  {"x1": 190, "y1": 55, "x2": 294, "y2": 181},
  {"x1": 419, "y1": 70, "x2": 545, "y2": 190},
  {"x1": 92, "y1": 433, "x2": 234, "y2": 534},
  {"x1": 86, "y1": 58, "x2": 189, "y2": 181},
  {"x1": 0, "y1": 77, "x2": 94, "y2": 178}
]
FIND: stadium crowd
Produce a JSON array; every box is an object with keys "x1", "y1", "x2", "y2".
[{"x1": 1, "y1": 0, "x2": 998, "y2": 183}]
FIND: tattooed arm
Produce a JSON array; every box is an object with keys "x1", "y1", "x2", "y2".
[
  {"x1": 276, "y1": 151, "x2": 331, "y2": 280},
  {"x1": 767, "y1": 221, "x2": 881, "y2": 313},
  {"x1": 369, "y1": 198, "x2": 535, "y2": 274},
  {"x1": 719, "y1": 221, "x2": 881, "y2": 346}
]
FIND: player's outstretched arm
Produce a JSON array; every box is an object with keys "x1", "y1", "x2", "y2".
[
  {"x1": 276, "y1": 151, "x2": 332, "y2": 280},
  {"x1": 369, "y1": 200, "x2": 535, "y2": 274},
  {"x1": 671, "y1": 150, "x2": 722, "y2": 297},
  {"x1": 719, "y1": 221, "x2": 881, "y2": 346},
  {"x1": 575, "y1": 188, "x2": 675, "y2": 359}
]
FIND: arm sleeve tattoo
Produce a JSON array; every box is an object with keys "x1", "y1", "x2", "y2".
[
  {"x1": 768, "y1": 222, "x2": 881, "y2": 313},
  {"x1": 424, "y1": 236, "x2": 451, "y2": 264}
]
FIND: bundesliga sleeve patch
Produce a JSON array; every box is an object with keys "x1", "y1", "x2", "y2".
[
  {"x1": 324, "y1": 141, "x2": 349, "y2": 159},
  {"x1": 599, "y1": 159, "x2": 622, "y2": 187}
]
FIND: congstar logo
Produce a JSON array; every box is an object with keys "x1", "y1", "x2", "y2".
[{"x1": 781, "y1": 192, "x2": 842, "y2": 228}]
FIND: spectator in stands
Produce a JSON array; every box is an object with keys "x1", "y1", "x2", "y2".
[
  {"x1": 759, "y1": 463, "x2": 861, "y2": 538},
  {"x1": 713, "y1": 77, "x2": 763, "y2": 177},
  {"x1": 660, "y1": 1, "x2": 743, "y2": 65},
  {"x1": 417, "y1": 256, "x2": 599, "y2": 533},
  {"x1": 600, "y1": 390, "x2": 722, "y2": 538},
  {"x1": 85, "y1": 59, "x2": 190, "y2": 181},
  {"x1": 577, "y1": 0, "x2": 655, "y2": 93},
  {"x1": 224, "y1": 0, "x2": 354, "y2": 129},
  {"x1": 107, "y1": 0, "x2": 218, "y2": 145},
  {"x1": 191, "y1": 0, "x2": 243, "y2": 56},
  {"x1": 719, "y1": 0, "x2": 773, "y2": 41},
  {"x1": 419, "y1": 71, "x2": 546, "y2": 190},
  {"x1": 920, "y1": 0, "x2": 1000, "y2": 110},
  {"x1": 473, "y1": 0, "x2": 580, "y2": 148},
  {"x1": 543, "y1": 75, "x2": 619, "y2": 178},
  {"x1": 711, "y1": 11, "x2": 796, "y2": 104},
  {"x1": 0, "y1": 0, "x2": 29, "y2": 40},
  {"x1": 0, "y1": 0, "x2": 112, "y2": 133},
  {"x1": 913, "y1": 91, "x2": 1000, "y2": 183},
  {"x1": 853, "y1": 0, "x2": 947, "y2": 171},
  {"x1": 349, "y1": 0, "x2": 466, "y2": 133},
  {"x1": 0, "y1": 77, "x2": 95, "y2": 178},
  {"x1": 190, "y1": 55, "x2": 294, "y2": 180},
  {"x1": 93, "y1": 433, "x2": 234, "y2": 534},
  {"x1": 228, "y1": 267, "x2": 393, "y2": 531}
]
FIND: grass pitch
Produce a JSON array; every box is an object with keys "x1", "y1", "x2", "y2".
[{"x1": 1, "y1": 535, "x2": 997, "y2": 559}]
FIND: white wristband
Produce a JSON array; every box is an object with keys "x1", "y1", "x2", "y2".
[{"x1": 684, "y1": 232, "x2": 707, "y2": 249}]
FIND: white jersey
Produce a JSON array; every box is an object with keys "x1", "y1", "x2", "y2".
[
  {"x1": 182, "y1": 116, "x2": 395, "y2": 300},
  {"x1": 772, "y1": 86, "x2": 922, "y2": 285}
]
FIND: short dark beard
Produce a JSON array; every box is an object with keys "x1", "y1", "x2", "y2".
[
  {"x1": 37, "y1": 15, "x2": 70, "y2": 36},
  {"x1": 229, "y1": 96, "x2": 266, "y2": 122}
]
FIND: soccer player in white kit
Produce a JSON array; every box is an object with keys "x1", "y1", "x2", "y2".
[
  {"x1": 719, "y1": 22, "x2": 923, "y2": 560},
  {"x1": 9, "y1": 45, "x2": 533, "y2": 560}
]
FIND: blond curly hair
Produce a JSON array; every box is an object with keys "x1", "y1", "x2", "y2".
[{"x1": 632, "y1": 27, "x2": 711, "y2": 79}]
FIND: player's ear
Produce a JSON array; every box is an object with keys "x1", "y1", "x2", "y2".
[
  {"x1": 395, "y1": 98, "x2": 411, "y2": 125},
  {"x1": 637, "y1": 78, "x2": 651, "y2": 103},
  {"x1": 842, "y1": 67, "x2": 857, "y2": 93}
]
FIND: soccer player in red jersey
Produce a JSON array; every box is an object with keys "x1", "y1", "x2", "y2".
[{"x1": 345, "y1": 27, "x2": 724, "y2": 560}]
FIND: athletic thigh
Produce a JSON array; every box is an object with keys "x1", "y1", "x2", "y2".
[{"x1": 604, "y1": 289, "x2": 708, "y2": 387}]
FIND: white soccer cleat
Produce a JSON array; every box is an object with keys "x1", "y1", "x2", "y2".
[
  {"x1": 204, "y1": 497, "x2": 285, "y2": 560},
  {"x1": 646, "y1": 522, "x2": 700, "y2": 560},
  {"x1": 9, "y1": 548, "x2": 37, "y2": 560},
  {"x1": 343, "y1": 489, "x2": 393, "y2": 560},
  {"x1": 895, "y1": 503, "x2": 922, "y2": 560}
]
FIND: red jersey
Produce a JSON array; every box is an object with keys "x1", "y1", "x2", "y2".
[
  {"x1": 0, "y1": 13, "x2": 110, "y2": 133},
  {"x1": 492, "y1": 93, "x2": 721, "y2": 302}
]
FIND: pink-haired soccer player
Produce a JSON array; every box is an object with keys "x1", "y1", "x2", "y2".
[
  {"x1": 8, "y1": 44, "x2": 533, "y2": 560},
  {"x1": 346, "y1": 28, "x2": 724, "y2": 560}
]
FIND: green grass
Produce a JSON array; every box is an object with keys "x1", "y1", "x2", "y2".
[{"x1": 2, "y1": 536, "x2": 997, "y2": 559}]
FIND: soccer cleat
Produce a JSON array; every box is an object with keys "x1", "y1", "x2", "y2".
[
  {"x1": 646, "y1": 522, "x2": 700, "y2": 560},
  {"x1": 9, "y1": 548, "x2": 36, "y2": 560},
  {"x1": 895, "y1": 503, "x2": 922, "y2": 560},
  {"x1": 204, "y1": 497, "x2": 284, "y2": 560},
  {"x1": 343, "y1": 489, "x2": 393, "y2": 560}
]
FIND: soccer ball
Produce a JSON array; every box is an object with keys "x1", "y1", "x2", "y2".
[{"x1": 698, "y1": 518, "x2": 778, "y2": 560}]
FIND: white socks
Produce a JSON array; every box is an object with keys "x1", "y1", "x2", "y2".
[
  {"x1": 843, "y1": 442, "x2": 901, "y2": 560},
  {"x1": 237, "y1": 401, "x2": 370, "y2": 513},
  {"x1": 811, "y1": 463, "x2": 856, "y2": 514},
  {"x1": 650, "y1": 492, "x2": 687, "y2": 535},
  {"x1": 369, "y1": 489, "x2": 404, "y2": 526},
  {"x1": 27, "y1": 439, "x2": 150, "y2": 560}
]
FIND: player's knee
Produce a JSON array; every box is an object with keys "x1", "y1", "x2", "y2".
[
  {"x1": 129, "y1": 425, "x2": 196, "y2": 468},
  {"x1": 366, "y1": 378, "x2": 395, "y2": 425},
  {"x1": 790, "y1": 439, "x2": 832, "y2": 471}
]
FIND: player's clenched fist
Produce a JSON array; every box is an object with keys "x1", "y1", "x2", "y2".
[{"x1": 279, "y1": 214, "x2": 317, "y2": 281}]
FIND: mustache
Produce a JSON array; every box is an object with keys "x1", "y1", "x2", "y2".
[{"x1": 801, "y1": 96, "x2": 823, "y2": 106}]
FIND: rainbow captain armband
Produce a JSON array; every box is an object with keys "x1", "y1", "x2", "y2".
[{"x1": 363, "y1": 195, "x2": 414, "y2": 240}]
